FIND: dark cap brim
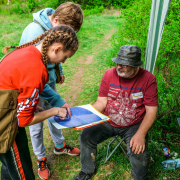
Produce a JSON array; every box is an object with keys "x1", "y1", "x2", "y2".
[{"x1": 112, "y1": 57, "x2": 143, "y2": 67}]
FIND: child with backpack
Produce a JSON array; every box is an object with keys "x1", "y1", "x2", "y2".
[{"x1": 0, "y1": 25, "x2": 79, "y2": 180}]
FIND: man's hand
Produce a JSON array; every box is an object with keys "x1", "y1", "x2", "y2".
[
  {"x1": 61, "y1": 102, "x2": 71, "y2": 118},
  {"x1": 59, "y1": 75, "x2": 65, "y2": 84},
  {"x1": 35, "y1": 106, "x2": 45, "y2": 113},
  {"x1": 129, "y1": 106, "x2": 157, "y2": 154},
  {"x1": 130, "y1": 133, "x2": 145, "y2": 154}
]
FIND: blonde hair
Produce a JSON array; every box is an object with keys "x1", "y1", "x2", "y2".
[
  {"x1": 52, "y1": 2, "x2": 83, "y2": 32},
  {"x1": 3, "y1": 25, "x2": 79, "y2": 68}
]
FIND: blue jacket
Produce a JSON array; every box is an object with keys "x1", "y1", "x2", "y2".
[{"x1": 19, "y1": 8, "x2": 65, "y2": 107}]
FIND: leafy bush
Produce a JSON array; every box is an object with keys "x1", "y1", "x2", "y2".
[
  {"x1": 107, "y1": 0, "x2": 180, "y2": 143},
  {"x1": 10, "y1": 2, "x2": 29, "y2": 14},
  {"x1": 0, "y1": 0, "x2": 134, "y2": 15},
  {"x1": 0, "y1": 0, "x2": 7, "y2": 5},
  {"x1": 42, "y1": 0, "x2": 60, "y2": 9},
  {"x1": 155, "y1": 0, "x2": 180, "y2": 130},
  {"x1": 37, "y1": 0, "x2": 134, "y2": 11},
  {"x1": 83, "y1": 6, "x2": 104, "y2": 16},
  {"x1": 27, "y1": 0, "x2": 36, "y2": 11}
]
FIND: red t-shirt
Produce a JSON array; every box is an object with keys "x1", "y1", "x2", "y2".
[
  {"x1": 0, "y1": 46, "x2": 48, "y2": 127},
  {"x1": 99, "y1": 67, "x2": 158, "y2": 128}
]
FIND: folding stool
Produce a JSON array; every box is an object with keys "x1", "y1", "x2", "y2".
[{"x1": 105, "y1": 135, "x2": 129, "y2": 163}]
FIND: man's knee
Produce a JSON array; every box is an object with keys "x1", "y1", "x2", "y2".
[
  {"x1": 80, "y1": 127, "x2": 95, "y2": 144},
  {"x1": 80, "y1": 125, "x2": 105, "y2": 146},
  {"x1": 129, "y1": 151, "x2": 150, "y2": 167}
]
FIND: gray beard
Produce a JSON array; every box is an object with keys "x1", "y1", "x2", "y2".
[{"x1": 116, "y1": 67, "x2": 135, "y2": 78}]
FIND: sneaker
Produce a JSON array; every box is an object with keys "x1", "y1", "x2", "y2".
[
  {"x1": 54, "y1": 143, "x2": 80, "y2": 156},
  {"x1": 37, "y1": 157, "x2": 50, "y2": 180},
  {"x1": 73, "y1": 171, "x2": 95, "y2": 180}
]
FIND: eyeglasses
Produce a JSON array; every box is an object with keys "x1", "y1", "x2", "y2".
[{"x1": 116, "y1": 63, "x2": 128, "y2": 68}]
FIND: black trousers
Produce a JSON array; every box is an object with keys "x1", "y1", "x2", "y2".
[
  {"x1": 0, "y1": 127, "x2": 35, "y2": 180},
  {"x1": 80, "y1": 122, "x2": 149, "y2": 180}
]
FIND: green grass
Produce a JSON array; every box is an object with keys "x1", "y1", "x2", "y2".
[
  {"x1": 0, "y1": 8, "x2": 180, "y2": 180},
  {"x1": 0, "y1": 13, "x2": 32, "y2": 58}
]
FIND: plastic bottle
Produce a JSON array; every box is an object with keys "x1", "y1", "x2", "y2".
[
  {"x1": 175, "y1": 158, "x2": 180, "y2": 168},
  {"x1": 162, "y1": 158, "x2": 180, "y2": 170}
]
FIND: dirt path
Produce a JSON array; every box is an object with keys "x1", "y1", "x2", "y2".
[{"x1": 64, "y1": 29, "x2": 115, "y2": 107}]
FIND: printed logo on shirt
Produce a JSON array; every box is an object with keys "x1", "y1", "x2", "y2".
[
  {"x1": 107, "y1": 89, "x2": 140, "y2": 126},
  {"x1": 110, "y1": 84, "x2": 142, "y2": 92},
  {"x1": 17, "y1": 88, "x2": 39, "y2": 115}
]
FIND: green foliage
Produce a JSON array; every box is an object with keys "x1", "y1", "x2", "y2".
[
  {"x1": 0, "y1": 0, "x2": 134, "y2": 15},
  {"x1": 11, "y1": 2, "x2": 29, "y2": 14},
  {"x1": 103, "y1": 1, "x2": 180, "y2": 178},
  {"x1": 79, "y1": 0, "x2": 134, "y2": 9},
  {"x1": 42, "y1": 0, "x2": 60, "y2": 9},
  {"x1": 106, "y1": 2, "x2": 180, "y2": 173},
  {"x1": 0, "y1": 2, "x2": 30, "y2": 14},
  {"x1": 83, "y1": 6, "x2": 104, "y2": 16},
  {"x1": 0, "y1": 0, "x2": 180, "y2": 179},
  {"x1": 108, "y1": 0, "x2": 180, "y2": 135},
  {"x1": 155, "y1": 0, "x2": 180, "y2": 132},
  {"x1": 50, "y1": 0, "x2": 135, "y2": 9},
  {"x1": 27, "y1": 0, "x2": 36, "y2": 11},
  {"x1": 0, "y1": 0, "x2": 7, "y2": 5}
]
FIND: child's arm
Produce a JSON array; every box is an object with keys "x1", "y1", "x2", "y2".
[{"x1": 28, "y1": 107, "x2": 67, "y2": 126}]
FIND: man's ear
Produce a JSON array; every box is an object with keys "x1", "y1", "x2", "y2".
[{"x1": 54, "y1": 44, "x2": 63, "y2": 54}]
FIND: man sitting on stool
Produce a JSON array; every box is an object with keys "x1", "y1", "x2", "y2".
[{"x1": 74, "y1": 45, "x2": 158, "y2": 180}]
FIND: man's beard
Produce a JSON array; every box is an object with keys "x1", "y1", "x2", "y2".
[{"x1": 116, "y1": 67, "x2": 136, "y2": 78}]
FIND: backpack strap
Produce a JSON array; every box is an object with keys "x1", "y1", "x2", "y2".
[
  {"x1": 0, "y1": 48, "x2": 16, "y2": 64},
  {"x1": 33, "y1": 20, "x2": 46, "y2": 32}
]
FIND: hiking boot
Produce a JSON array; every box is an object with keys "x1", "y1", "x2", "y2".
[
  {"x1": 37, "y1": 157, "x2": 50, "y2": 180},
  {"x1": 54, "y1": 143, "x2": 80, "y2": 156},
  {"x1": 73, "y1": 171, "x2": 95, "y2": 180}
]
